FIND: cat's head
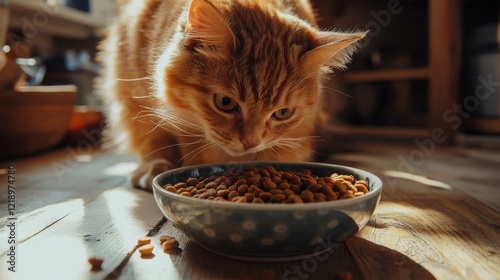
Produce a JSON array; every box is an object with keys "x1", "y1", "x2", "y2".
[{"x1": 156, "y1": 0, "x2": 365, "y2": 158}]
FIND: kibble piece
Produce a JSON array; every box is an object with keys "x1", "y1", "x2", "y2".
[
  {"x1": 217, "y1": 189, "x2": 230, "y2": 199},
  {"x1": 88, "y1": 257, "x2": 103, "y2": 271},
  {"x1": 235, "y1": 178, "x2": 248, "y2": 187},
  {"x1": 159, "y1": 235, "x2": 175, "y2": 244},
  {"x1": 300, "y1": 190, "x2": 314, "y2": 202},
  {"x1": 354, "y1": 182, "x2": 369, "y2": 193},
  {"x1": 283, "y1": 189, "x2": 295, "y2": 197},
  {"x1": 205, "y1": 181, "x2": 218, "y2": 189},
  {"x1": 162, "y1": 238, "x2": 179, "y2": 250},
  {"x1": 137, "y1": 237, "x2": 151, "y2": 246},
  {"x1": 301, "y1": 177, "x2": 317, "y2": 188},
  {"x1": 340, "y1": 190, "x2": 355, "y2": 199},
  {"x1": 307, "y1": 184, "x2": 323, "y2": 193},
  {"x1": 186, "y1": 177, "x2": 199, "y2": 187},
  {"x1": 290, "y1": 184, "x2": 302, "y2": 194},
  {"x1": 247, "y1": 175, "x2": 260, "y2": 185},
  {"x1": 231, "y1": 196, "x2": 248, "y2": 203},
  {"x1": 270, "y1": 194, "x2": 286, "y2": 203},
  {"x1": 272, "y1": 175, "x2": 282, "y2": 184},
  {"x1": 165, "y1": 185, "x2": 177, "y2": 193},
  {"x1": 334, "y1": 272, "x2": 352, "y2": 280},
  {"x1": 286, "y1": 195, "x2": 303, "y2": 203},
  {"x1": 174, "y1": 182, "x2": 187, "y2": 189},
  {"x1": 269, "y1": 189, "x2": 284, "y2": 195},
  {"x1": 259, "y1": 192, "x2": 273, "y2": 202},
  {"x1": 313, "y1": 193, "x2": 327, "y2": 202},
  {"x1": 138, "y1": 244, "x2": 154, "y2": 256},
  {"x1": 289, "y1": 174, "x2": 301, "y2": 184},
  {"x1": 252, "y1": 186, "x2": 264, "y2": 197},
  {"x1": 216, "y1": 184, "x2": 228, "y2": 191},
  {"x1": 201, "y1": 176, "x2": 215, "y2": 184},
  {"x1": 326, "y1": 192, "x2": 338, "y2": 201},
  {"x1": 260, "y1": 169, "x2": 271, "y2": 178},
  {"x1": 252, "y1": 197, "x2": 264, "y2": 203},
  {"x1": 179, "y1": 191, "x2": 191, "y2": 197},
  {"x1": 333, "y1": 175, "x2": 355, "y2": 183},
  {"x1": 262, "y1": 178, "x2": 277, "y2": 191},
  {"x1": 228, "y1": 190, "x2": 239, "y2": 201},
  {"x1": 244, "y1": 192, "x2": 255, "y2": 202},
  {"x1": 237, "y1": 184, "x2": 249, "y2": 195},
  {"x1": 278, "y1": 181, "x2": 290, "y2": 191}
]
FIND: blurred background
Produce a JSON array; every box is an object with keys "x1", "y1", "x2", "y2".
[{"x1": 0, "y1": 0, "x2": 499, "y2": 159}]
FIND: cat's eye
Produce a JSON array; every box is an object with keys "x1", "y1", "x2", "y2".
[
  {"x1": 272, "y1": 108, "x2": 295, "y2": 120},
  {"x1": 214, "y1": 95, "x2": 239, "y2": 113}
]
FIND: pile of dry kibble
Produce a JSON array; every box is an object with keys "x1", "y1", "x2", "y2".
[{"x1": 163, "y1": 166, "x2": 369, "y2": 203}]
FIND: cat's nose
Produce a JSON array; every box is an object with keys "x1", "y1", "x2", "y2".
[{"x1": 241, "y1": 138, "x2": 260, "y2": 150}]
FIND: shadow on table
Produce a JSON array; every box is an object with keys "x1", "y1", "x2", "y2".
[{"x1": 178, "y1": 237, "x2": 436, "y2": 280}]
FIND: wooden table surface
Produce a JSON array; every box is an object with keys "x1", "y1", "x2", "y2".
[{"x1": 1, "y1": 143, "x2": 499, "y2": 280}]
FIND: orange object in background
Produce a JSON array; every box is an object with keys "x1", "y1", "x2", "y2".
[{"x1": 62, "y1": 106, "x2": 104, "y2": 147}]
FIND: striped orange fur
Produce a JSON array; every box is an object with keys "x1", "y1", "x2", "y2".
[{"x1": 97, "y1": 0, "x2": 364, "y2": 190}]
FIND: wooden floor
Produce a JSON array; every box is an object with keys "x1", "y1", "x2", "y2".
[{"x1": 0, "y1": 142, "x2": 499, "y2": 280}]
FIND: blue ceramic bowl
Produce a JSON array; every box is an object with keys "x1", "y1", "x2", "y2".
[{"x1": 152, "y1": 162, "x2": 382, "y2": 261}]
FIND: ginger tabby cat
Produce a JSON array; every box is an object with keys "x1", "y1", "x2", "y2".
[{"x1": 98, "y1": 0, "x2": 364, "y2": 190}]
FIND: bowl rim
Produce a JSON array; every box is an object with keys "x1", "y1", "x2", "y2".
[{"x1": 152, "y1": 161, "x2": 383, "y2": 210}]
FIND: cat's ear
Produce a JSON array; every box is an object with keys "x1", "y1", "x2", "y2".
[
  {"x1": 300, "y1": 31, "x2": 366, "y2": 73},
  {"x1": 185, "y1": 0, "x2": 236, "y2": 53}
]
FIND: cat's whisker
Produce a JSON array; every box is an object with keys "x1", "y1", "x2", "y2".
[
  {"x1": 289, "y1": 71, "x2": 319, "y2": 93},
  {"x1": 142, "y1": 137, "x2": 210, "y2": 159},
  {"x1": 152, "y1": 119, "x2": 205, "y2": 138},
  {"x1": 268, "y1": 146, "x2": 284, "y2": 160},
  {"x1": 133, "y1": 111, "x2": 205, "y2": 138},
  {"x1": 135, "y1": 106, "x2": 204, "y2": 138},
  {"x1": 116, "y1": 77, "x2": 153, "y2": 82},
  {"x1": 178, "y1": 142, "x2": 214, "y2": 164},
  {"x1": 280, "y1": 136, "x2": 323, "y2": 142},
  {"x1": 321, "y1": 86, "x2": 354, "y2": 99},
  {"x1": 273, "y1": 143, "x2": 303, "y2": 159},
  {"x1": 139, "y1": 105, "x2": 202, "y2": 131},
  {"x1": 201, "y1": 144, "x2": 218, "y2": 163}
]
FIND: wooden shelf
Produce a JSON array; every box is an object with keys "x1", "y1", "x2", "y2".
[
  {"x1": 462, "y1": 117, "x2": 500, "y2": 134},
  {"x1": 8, "y1": 0, "x2": 108, "y2": 39},
  {"x1": 339, "y1": 67, "x2": 430, "y2": 83}
]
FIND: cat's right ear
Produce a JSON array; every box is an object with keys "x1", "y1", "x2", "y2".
[
  {"x1": 300, "y1": 31, "x2": 366, "y2": 74},
  {"x1": 185, "y1": 0, "x2": 236, "y2": 54}
]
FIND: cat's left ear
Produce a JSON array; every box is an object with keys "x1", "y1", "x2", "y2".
[
  {"x1": 185, "y1": 0, "x2": 236, "y2": 53},
  {"x1": 300, "y1": 31, "x2": 366, "y2": 73}
]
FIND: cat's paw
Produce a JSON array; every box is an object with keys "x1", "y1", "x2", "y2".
[{"x1": 130, "y1": 159, "x2": 173, "y2": 191}]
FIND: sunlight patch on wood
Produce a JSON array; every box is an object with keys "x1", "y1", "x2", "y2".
[
  {"x1": 103, "y1": 162, "x2": 138, "y2": 176},
  {"x1": 1, "y1": 237, "x2": 89, "y2": 280},
  {"x1": 75, "y1": 154, "x2": 93, "y2": 163},
  {"x1": 384, "y1": 170, "x2": 453, "y2": 190}
]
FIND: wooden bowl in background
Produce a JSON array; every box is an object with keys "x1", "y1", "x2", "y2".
[{"x1": 0, "y1": 85, "x2": 77, "y2": 158}]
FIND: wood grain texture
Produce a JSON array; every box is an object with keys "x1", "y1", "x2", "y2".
[{"x1": 1, "y1": 143, "x2": 499, "y2": 280}]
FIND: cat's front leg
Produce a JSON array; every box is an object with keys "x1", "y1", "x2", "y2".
[
  {"x1": 125, "y1": 120, "x2": 181, "y2": 191},
  {"x1": 130, "y1": 158, "x2": 174, "y2": 190}
]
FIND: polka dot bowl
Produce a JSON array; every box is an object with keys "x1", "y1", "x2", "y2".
[{"x1": 152, "y1": 162, "x2": 382, "y2": 261}]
